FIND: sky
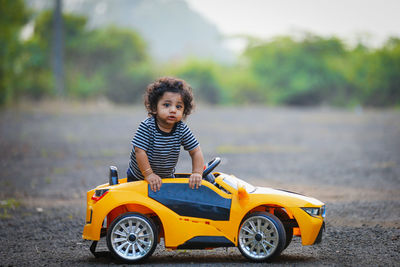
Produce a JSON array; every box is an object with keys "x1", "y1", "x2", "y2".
[{"x1": 186, "y1": 0, "x2": 400, "y2": 51}]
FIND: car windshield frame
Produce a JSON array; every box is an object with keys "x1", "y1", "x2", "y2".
[{"x1": 222, "y1": 175, "x2": 256, "y2": 193}]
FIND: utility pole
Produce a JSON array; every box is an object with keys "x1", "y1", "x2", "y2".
[{"x1": 52, "y1": 0, "x2": 64, "y2": 97}]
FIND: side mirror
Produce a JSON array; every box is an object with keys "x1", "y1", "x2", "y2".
[
  {"x1": 237, "y1": 184, "x2": 249, "y2": 199},
  {"x1": 109, "y1": 166, "x2": 119, "y2": 185}
]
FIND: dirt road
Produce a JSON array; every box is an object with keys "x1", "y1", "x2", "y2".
[{"x1": 0, "y1": 103, "x2": 399, "y2": 266}]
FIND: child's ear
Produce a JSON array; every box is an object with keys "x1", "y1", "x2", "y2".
[{"x1": 147, "y1": 105, "x2": 156, "y2": 115}]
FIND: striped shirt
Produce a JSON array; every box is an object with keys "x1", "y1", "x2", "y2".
[{"x1": 128, "y1": 116, "x2": 199, "y2": 180}]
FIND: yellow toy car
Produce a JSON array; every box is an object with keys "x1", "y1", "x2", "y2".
[{"x1": 82, "y1": 158, "x2": 325, "y2": 263}]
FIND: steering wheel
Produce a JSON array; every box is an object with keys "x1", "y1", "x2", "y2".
[{"x1": 202, "y1": 157, "x2": 221, "y2": 183}]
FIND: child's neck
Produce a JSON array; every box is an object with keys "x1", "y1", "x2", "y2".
[{"x1": 156, "y1": 120, "x2": 175, "y2": 133}]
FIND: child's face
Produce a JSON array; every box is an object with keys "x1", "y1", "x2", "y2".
[{"x1": 155, "y1": 92, "x2": 184, "y2": 128}]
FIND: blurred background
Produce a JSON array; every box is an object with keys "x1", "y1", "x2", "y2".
[
  {"x1": 1, "y1": 0, "x2": 400, "y2": 108},
  {"x1": 1, "y1": 3, "x2": 399, "y2": 265}
]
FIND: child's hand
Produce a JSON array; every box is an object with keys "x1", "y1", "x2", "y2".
[
  {"x1": 145, "y1": 173, "x2": 162, "y2": 192},
  {"x1": 189, "y1": 173, "x2": 202, "y2": 189}
]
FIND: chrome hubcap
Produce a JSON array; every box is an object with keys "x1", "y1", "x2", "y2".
[
  {"x1": 110, "y1": 216, "x2": 154, "y2": 260},
  {"x1": 239, "y1": 216, "x2": 279, "y2": 259},
  {"x1": 255, "y1": 233, "x2": 262, "y2": 241},
  {"x1": 128, "y1": 234, "x2": 136, "y2": 242}
]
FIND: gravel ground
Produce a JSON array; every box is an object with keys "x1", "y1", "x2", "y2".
[{"x1": 0, "y1": 102, "x2": 399, "y2": 266}]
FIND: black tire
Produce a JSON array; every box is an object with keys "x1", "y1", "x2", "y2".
[
  {"x1": 274, "y1": 208, "x2": 294, "y2": 249},
  {"x1": 237, "y1": 211, "x2": 286, "y2": 262},
  {"x1": 106, "y1": 212, "x2": 158, "y2": 263}
]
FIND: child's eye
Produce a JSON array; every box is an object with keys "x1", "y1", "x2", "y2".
[
  {"x1": 176, "y1": 105, "x2": 183, "y2": 109},
  {"x1": 163, "y1": 103, "x2": 170, "y2": 107}
]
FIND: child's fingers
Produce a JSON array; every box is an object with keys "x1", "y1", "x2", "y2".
[
  {"x1": 157, "y1": 178, "x2": 162, "y2": 191},
  {"x1": 152, "y1": 182, "x2": 160, "y2": 192},
  {"x1": 189, "y1": 175, "x2": 202, "y2": 189},
  {"x1": 152, "y1": 182, "x2": 158, "y2": 192},
  {"x1": 148, "y1": 176, "x2": 162, "y2": 192}
]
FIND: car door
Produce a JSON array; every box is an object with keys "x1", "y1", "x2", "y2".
[{"x1": 148, "y1": 181, "x2": 232, "y2": 220}]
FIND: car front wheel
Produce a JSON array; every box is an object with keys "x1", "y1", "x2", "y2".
[
  {"x1": 106, "y1": 212, "x2": 158, "y2": 263},
  {"x1": 238, "y1": 212, "x2": 286, "y2": 262}
]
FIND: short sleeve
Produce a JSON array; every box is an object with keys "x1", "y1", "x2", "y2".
[
  {"x1": 132, "y1": 120, "x2": 151, "y2": 151},
  {"x1": 181, "y1": 123, "x2": 199, "y2": 151}
]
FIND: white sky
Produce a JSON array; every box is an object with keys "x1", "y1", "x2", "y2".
[{"x1": 186, "y1": 0, "x2": 400, "y2": 50}]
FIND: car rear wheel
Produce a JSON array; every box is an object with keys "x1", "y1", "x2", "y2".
[
  {"x1": 238, "y1": 212, "x2": 286, "y2": 262},
  {"x1": 106, "y1": 212, "x2": 157, "y2": 263}
]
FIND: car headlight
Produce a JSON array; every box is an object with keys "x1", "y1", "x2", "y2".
[
  {"x1": 321, "y1": 205, "x2": 326, "y2": 218},
  {"x1": 301, "y1": 206, "x2": 325, "y2": 218}
]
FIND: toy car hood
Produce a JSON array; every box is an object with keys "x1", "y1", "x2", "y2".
[{"x1": 250, "y1": 186, "x2": 324, "y2": 207}]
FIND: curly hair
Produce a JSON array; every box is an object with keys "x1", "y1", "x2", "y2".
[{"x1": 144, "y1": 77, "x2": 195, "y2": 118}]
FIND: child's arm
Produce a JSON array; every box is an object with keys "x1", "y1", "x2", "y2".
[
  {"x1": 135, "y1": 147, "x2": 162, "y2": 192},
  {"x1": 188, "y1": 146, "x2": 204, "y2": 189}
]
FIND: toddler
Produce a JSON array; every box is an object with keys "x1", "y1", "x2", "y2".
[{"x1": 127, "y1": 77, "x2": 204, "y2": 192}]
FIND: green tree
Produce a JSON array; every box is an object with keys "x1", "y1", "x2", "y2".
[
  {"x1": 342, "y1": 38, "x2": 400, "y2": 107},
  {"x1": 19, "y1": 11, "x2": 88, "y2": 99},
  {"x1": 20, "y1": 10, "x2": 153, "y2": 102},
  {"x1": 0, "y1": 0, "x2": 29, "y2": 104},
  {"x1": 365, "y1": 38, "x2": 400, "y2": 106},
  {"x1": 244, "y1": 35, "x2": 350, "y2": 106},
  {"x1": 172, "y1": 60, "x2": 221, "y2": 104},
  {"x1": 72, "y1": 27, "x2": 153, "y2": 103},
  {"x1": 217, "y1": 65, "x2": 265, "y2": 105}
]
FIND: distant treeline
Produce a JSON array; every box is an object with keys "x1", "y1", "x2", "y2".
[{"x1": 1, "y1": 0, "x2": 399, "y2": 107}]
